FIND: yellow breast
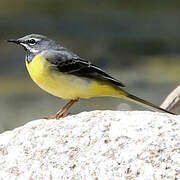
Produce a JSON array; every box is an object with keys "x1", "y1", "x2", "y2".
[
  {"x1": 25, "y1": 54, "x2": 91, "y2": 99},
  {"x1": 25, "y1": 53, "x2": 122, "y2": 100}
]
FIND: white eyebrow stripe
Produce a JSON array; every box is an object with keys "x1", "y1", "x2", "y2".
[{"x1": 29, "y1": 38, "x2": 40, "y2": 42}]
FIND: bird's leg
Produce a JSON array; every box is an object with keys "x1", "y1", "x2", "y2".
[
  {"x1": 45, "y1": 99, "x2": 79, "y2": 120},
  {"x1": 55, "y1": 99, "x2": 79, "y2": 119}
]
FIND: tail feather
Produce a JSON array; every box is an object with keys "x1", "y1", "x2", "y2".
[{"x1": 125, "y1": 93, "x2": 175, "y2": 115}]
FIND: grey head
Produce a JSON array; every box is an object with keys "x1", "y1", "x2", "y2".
[{"x1": 8, "y1": 34, "x2": 61, "y2": 62}]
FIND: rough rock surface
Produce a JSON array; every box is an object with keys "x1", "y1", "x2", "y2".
[{"x1": 0, "y1": 111, "x2": 179, "y2": 180}]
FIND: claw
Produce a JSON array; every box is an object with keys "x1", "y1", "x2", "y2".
[{"x1": 43, "y1": 99, "x2": 79, "y2": 120}]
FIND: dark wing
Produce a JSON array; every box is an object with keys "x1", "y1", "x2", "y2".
[{"x1": 42, "y1": 49, "x2": 125, "y2": 87}]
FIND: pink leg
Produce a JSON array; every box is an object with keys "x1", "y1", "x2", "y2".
[{"x1": 45, "y1": 99, "x2": 79, "y2": 120}]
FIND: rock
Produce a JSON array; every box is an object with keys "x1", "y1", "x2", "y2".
[{"x1": 0, "y1": 110, "x2": 179, "y2": 179}]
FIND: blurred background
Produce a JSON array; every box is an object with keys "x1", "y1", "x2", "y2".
[{"x1": 0, "y1": 0, "x2": 179, "y2": 132}]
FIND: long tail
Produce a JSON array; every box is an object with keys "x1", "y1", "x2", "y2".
[{"x1": 124, "y1": 92, "x2": 175, "y2": 115}]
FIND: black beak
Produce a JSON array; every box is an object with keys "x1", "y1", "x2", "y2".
[{"x1": 7, "y1": 39, "x2": 21, "y2": 44}]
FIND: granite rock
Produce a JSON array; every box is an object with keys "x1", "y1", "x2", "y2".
[{"x1": 0, "y1": 111, "x2": 179, "y2": 179}]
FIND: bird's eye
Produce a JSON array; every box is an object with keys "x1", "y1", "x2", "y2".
[{"x1": 27, "y1": 39, "x2": 36, "y2": 45}]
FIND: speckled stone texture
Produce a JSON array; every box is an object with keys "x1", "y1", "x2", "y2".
[{"x1": 0, "y1": 111, "x2": 179, "y2": 180}]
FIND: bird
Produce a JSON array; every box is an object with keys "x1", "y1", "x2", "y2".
[{"x1": 8, "y1": 34, "x2": 174, "y2": 119}]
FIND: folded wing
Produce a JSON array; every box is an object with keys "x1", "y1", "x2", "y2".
[{"x1": 42, "y1": 49, "x2": 125, "y2": 87}]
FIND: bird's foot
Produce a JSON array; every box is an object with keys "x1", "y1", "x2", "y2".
[
  {"x1": 44, "y1": 110, "x2": 67, "y2": 120},
  {"x1": 44, "y1": 99, "x2": 79, "y2": 120}
]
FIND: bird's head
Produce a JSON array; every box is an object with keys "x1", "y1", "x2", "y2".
[{"x1": 8, "y1": 34, "x2": 60, "y2": 62}]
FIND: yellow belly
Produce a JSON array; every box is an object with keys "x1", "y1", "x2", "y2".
[{"x1": 25, "y1": 53, "x2": 123, "y2": 99}]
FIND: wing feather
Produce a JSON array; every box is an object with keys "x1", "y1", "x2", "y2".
[{"x1": 42, "y1": 49, "x2": 125, "y2": 87}]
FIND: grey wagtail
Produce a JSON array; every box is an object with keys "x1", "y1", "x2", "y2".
[{"x1": 8, "y1": 34, "x2": 173, "y2": 119}]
